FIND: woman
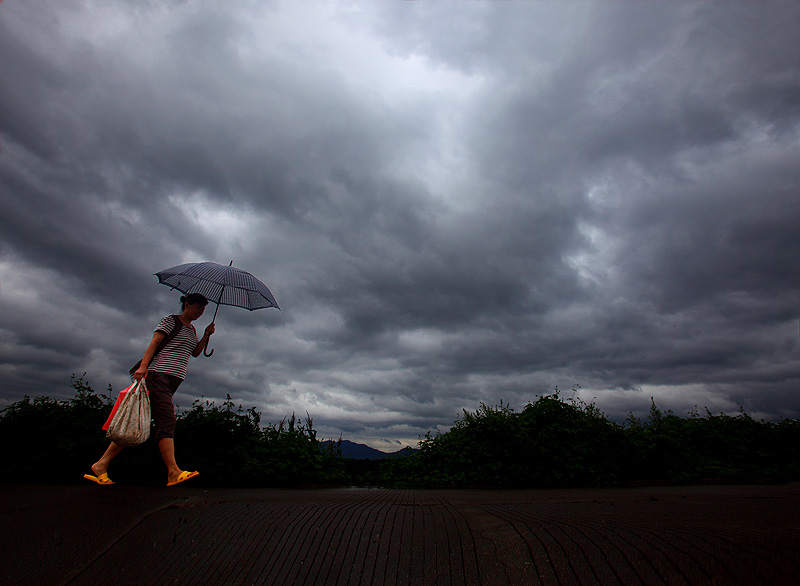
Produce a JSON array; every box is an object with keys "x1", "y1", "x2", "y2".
[{"x1": 85, "y1": 293, "x2": 215, "y2": 487}]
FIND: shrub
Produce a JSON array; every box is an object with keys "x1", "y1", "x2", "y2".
[
  {"x1": 178, "y1": 401, "x2": 346, "y2": 487},
  {"x1": 0, "y1": 377, "x2": 345, "y2": 487},
  {"x1": 3, "y1": 377, "x2": 798, "y2": 488},
  {"x1": 623, "y1": 401, "x2": 800, "y2": 484},
  {"x1": 385, "y1": 391, "x2": 628, "y2": 488},
  {"x1": 382, "y1": 391, "x2": 800, "y2": 488},
  {"x1": 0, "y1": 375, "x2": 113, "y2": 483}
]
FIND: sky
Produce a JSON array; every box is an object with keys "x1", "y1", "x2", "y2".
[{"x1": 1, "y1": 0, "x2": 799, "y2": 451}]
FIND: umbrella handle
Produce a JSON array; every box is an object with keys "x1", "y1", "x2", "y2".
[{"x1": 203, "y1": 304, "x2": 220, "y2": 357}]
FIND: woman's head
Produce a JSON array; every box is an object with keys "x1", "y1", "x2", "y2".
[{"x1": 180, "y1": 293, "x2": 209, "y2": 312}]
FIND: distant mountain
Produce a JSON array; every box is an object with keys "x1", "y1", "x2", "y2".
[{"x1": 320, "y1": 439, "x2": 417, "y2": 460}]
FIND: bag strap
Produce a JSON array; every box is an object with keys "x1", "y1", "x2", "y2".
[
  {"x1": 151, "y1": 315, "x2": 183, "y2": 360},
  {"x1": 130, "y1": 315, "x2": 184, "y2": 378}
]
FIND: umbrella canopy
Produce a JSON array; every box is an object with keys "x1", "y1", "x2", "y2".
[
  {"x1": 155, "y1": 261, "x2": 279, "y2": 311},
  {"x1": 155, "y1": 261, "x2": 279, "y2": 356}
]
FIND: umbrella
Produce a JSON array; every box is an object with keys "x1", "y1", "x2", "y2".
[{"x1": 155, "y1": 261, "x2": 279, "y2": 356}]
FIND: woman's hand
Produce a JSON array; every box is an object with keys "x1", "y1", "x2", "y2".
[
  {"x1": 133, "y1": 364, "x2": 147, "y2": 380},
  {"x1": 193, "y1": 323, "x2": 216, "y2": 357}
]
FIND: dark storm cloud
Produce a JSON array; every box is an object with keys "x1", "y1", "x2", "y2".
[{"x1": 1, "y1": 0, "x2": 798, "y2": 448}]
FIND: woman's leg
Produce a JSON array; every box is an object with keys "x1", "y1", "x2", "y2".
[
  {"x1": 92, "y1": 441, "x2": 124, "y2": 476},
  {"x1": 148, "y1": 373, "x2": 191, "y2": 483},
  {"x1": 158, "y1": 438, "x2": 182, "y2": 482}
]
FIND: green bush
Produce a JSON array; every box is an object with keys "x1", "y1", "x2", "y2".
[
  {"x1": 382, "y1": 390, "x2": 800, "y2": 488},
  {"x1": 0, "y1": 375, "x2": 113, "y2": 483},
  {"x1": 177, "y1": 400, "x2": 346, "y2": 487},
  {"x1": 384, "y1": 391, "x2": 628, "y2": 488},
  {"x1": 2, "y1": 377, "x2": 798, "y2": 488},
  {"x1": 624, "y1": 401, "x2": 800, "y2": 484},
  {"x1": 0, "y1": 377, "x2": 345, "y2": 487}
]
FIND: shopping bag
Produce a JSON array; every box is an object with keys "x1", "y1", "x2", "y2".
[
  {"x1": 102, "y1": 383, "x2": 131, "y2": 431},
  {"x1": 105, "y1": 379, "x2": 151, "y2": 447}
]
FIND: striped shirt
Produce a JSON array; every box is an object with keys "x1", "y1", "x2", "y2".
[{"x1": 148, "y1": 315, "x2": 198, "y2": 380}]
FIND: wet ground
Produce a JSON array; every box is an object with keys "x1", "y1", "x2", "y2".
[{"x1": 2, "y1": 482, "x2": 799, "y2": 585}]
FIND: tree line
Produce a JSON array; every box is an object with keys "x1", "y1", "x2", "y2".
[{"x1": 1, "y1": 377, "x2": 797, "y2": 488}]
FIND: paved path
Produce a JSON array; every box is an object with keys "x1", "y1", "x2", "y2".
[{"x1": 2, "y1": 483, "x2": 799, "y2": 585}]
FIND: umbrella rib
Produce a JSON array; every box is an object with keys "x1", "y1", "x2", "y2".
[{"x1": 211, "y1": 284, "x2": 224, "y2": 323}]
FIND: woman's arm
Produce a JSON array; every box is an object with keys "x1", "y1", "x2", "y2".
[
  {"x1": 192, "y1": 323, "x2": 215, "y2": 357},
  {"x1": 133, "y1": 331, "x2": 167, "y2": 379}
]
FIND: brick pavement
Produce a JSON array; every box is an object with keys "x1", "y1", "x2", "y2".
[{"x1": 2, "y1": 483, "x2": 799, "y2": 585}]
